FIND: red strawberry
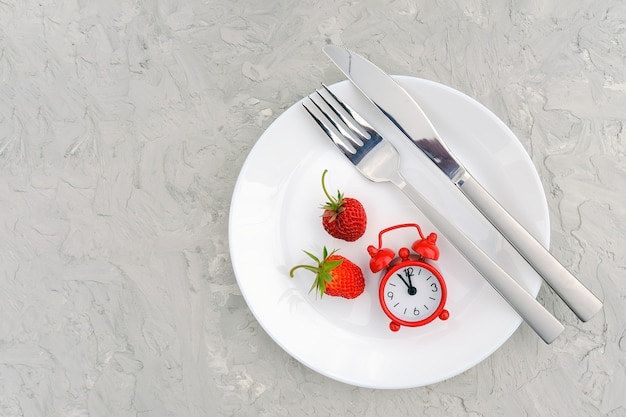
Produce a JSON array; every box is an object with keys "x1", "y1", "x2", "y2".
[
  {"x1": 289, "y1": 247, "x2": 365, "y2": 299},
  {"x1": 320, "y1": 169, "x2": 367, "y2": 242}
]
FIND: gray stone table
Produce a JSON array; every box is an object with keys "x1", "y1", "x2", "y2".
[{"x1": 1, "y1": 0, "x2": 624, "y2": 416}]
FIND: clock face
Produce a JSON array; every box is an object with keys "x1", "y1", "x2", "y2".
[{"x1": 380, "y1": 261, "x2": 446, "y2": 326}]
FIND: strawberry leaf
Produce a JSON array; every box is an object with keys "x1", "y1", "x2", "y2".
[
  {"x1": 303, "y1": 250, "x2": 320, "y2": 264},
  {"x1": 323, "y1": 260, "x2": 342, "y2": 271}
]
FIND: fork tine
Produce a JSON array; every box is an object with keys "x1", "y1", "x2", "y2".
[
  {"x1": 302, "y1": 98, "x2": 357, "y2": 157},
  {"x1": 308, "y1": 91, "x2": 364, "y2": 152},
  {"x1": 315, "y1": 87, "x2": 367, "y2": 146},
  {"x1": 303, "y1": 85, "x2": 384, "y2": 164},
  {"x1": 319, "y1": 84, "x2": 374, "y2": 138},
  {"x1": 315, "y1": 85, "x2": 384, "y2": 160}
]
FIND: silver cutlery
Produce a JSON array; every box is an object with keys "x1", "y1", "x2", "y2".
[
  {"x1": 302, "y1": 84, "x2": 564, "y2": 344},
  {"x1": 324, "y1": 45, "x2": 602, "y2": 322}
]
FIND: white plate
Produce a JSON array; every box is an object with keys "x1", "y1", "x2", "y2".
[{"x1": 228, "y1": 76, "x2": 549, "y2": 389}]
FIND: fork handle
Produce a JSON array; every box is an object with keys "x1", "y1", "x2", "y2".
[{"x1": 395, "y1": 178, "x2": 564, "y2": 343}]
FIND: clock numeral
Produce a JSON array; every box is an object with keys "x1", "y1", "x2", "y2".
[
  {"x1": 387, "y1": 291, "x2": 394, "y2": 300},
  {"x1": 413, "y1": 308, "x2": 420, "y2": 316},
  {"x1": 431, "y1": 282, "x2": 438, "y2": 292}
]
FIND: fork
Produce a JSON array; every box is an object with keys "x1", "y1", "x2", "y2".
[{"x1": 303, "y1": 84, "x2": 564, "y2": 344}]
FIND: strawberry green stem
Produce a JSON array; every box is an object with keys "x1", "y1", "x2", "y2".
[
  {"x1": 321, "y1": 169, "x2": 335, "y2": 203},
  {"x1": 289, "y1": 264, "x2": 319, "y2": 277}
]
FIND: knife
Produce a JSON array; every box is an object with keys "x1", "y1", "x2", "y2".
[{"x1": 324, "y1": 45, "x2": 603, "y2": 322}]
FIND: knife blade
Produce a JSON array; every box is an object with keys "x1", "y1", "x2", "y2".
[{"x1": 324, "y1": 45, "x2": 603, "y2": 322}]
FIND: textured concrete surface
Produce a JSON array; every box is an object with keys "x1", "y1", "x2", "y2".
[{"x1": 1, "y1": 0, "x2": 625, "y2": 416}]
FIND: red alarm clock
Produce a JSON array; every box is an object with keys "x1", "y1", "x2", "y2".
[{"x1": 367, "y1": 223, "x2": 449, "y2": 332}]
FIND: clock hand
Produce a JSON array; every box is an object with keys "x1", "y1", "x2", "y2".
[
  {"x1": 396, "y1": 273, "x2": 411, "y2": 289},
  {"x1": 396, "y1": 273, "x2": 418, "y2": 295},
  {"x1": 405, "y1": 268, "x2": 417, "y2": 295}
]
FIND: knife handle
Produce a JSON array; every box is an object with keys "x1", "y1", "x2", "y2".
[
  {"x1": 395, "y1": 178, "x2": 564, "y2": 344},
  {"x1": 457, "y1": 173, "x2": 603, "y2": 322}
]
